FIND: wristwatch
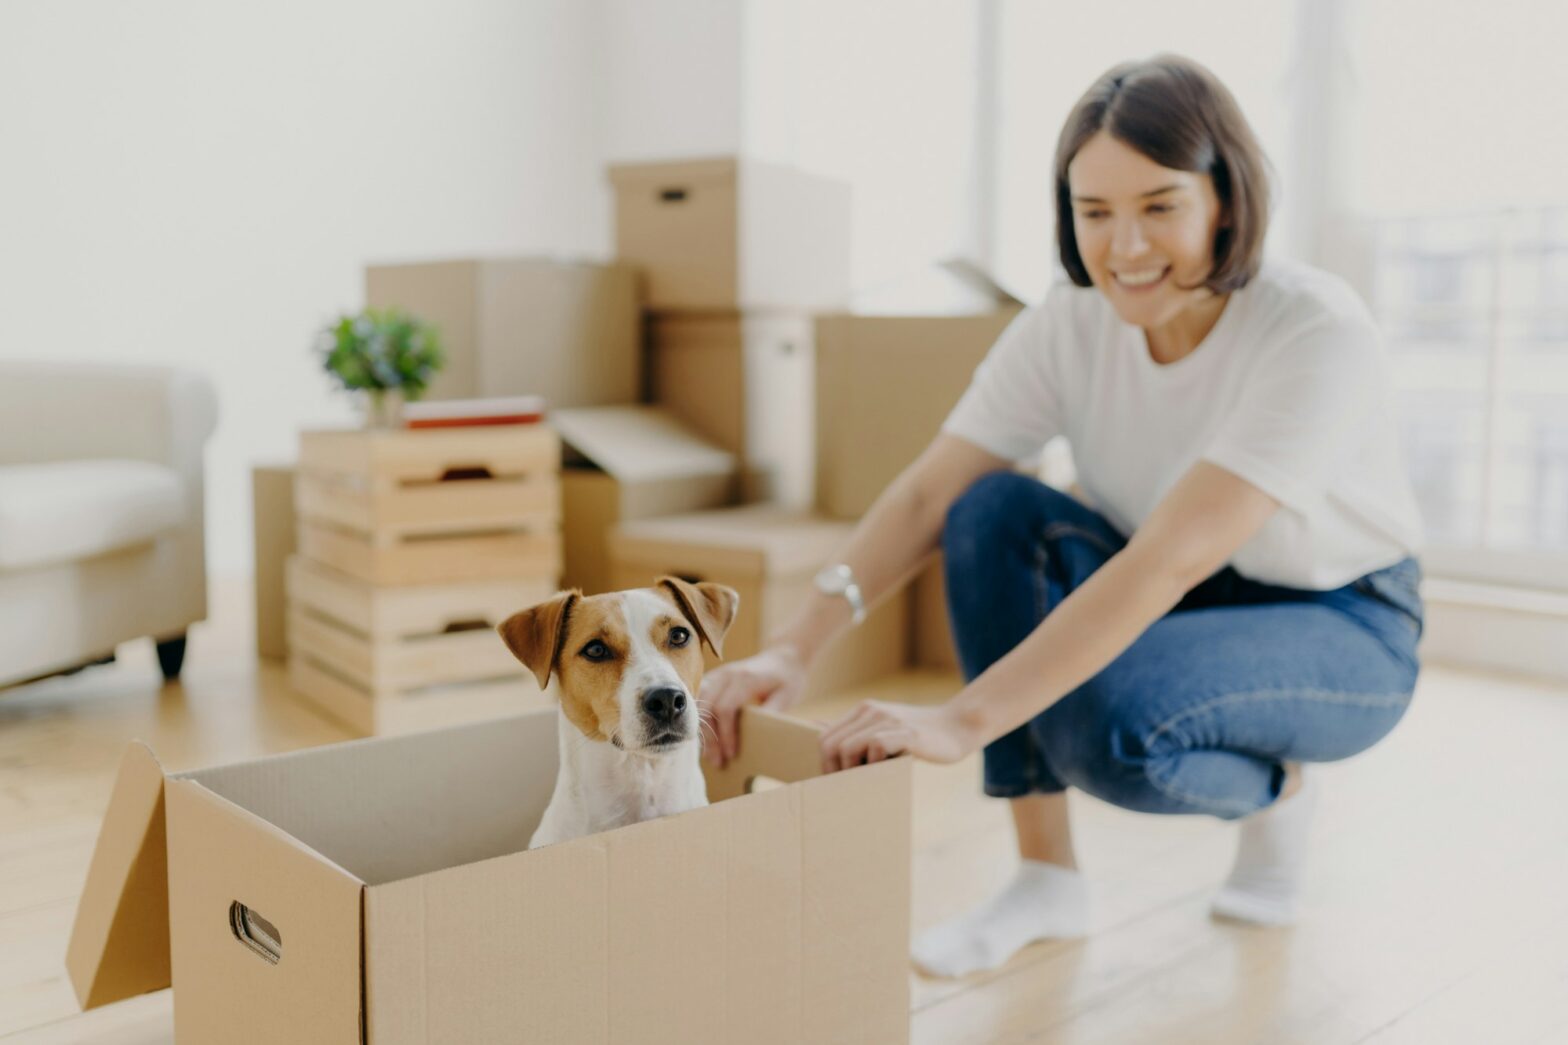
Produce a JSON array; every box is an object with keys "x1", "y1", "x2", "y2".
[{"x1": 813, "y1": 563, "x2": 867, "y2": 626}]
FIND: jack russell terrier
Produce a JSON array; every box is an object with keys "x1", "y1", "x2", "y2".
[{"x1": 497, "y1": 576, "x2": 739, "y2": 849}]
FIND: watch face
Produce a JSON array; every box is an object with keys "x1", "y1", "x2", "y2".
[{"x1": 816, "y1": 565, "x2": 849, "y2": 593}]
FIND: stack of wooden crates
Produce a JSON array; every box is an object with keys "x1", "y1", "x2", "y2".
[{"x1": 285, "y1": 424, "x2": 561, "y2": 735}]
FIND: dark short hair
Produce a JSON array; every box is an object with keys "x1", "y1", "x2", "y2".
[{"x1": 1055, "y1": 54, "x2": 1271, "y2": 294}]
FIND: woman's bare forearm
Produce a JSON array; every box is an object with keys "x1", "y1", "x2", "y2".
[
  {"x1": 945, "y1": 460, "x2": 1282, "y2": 746},
  {"x1": 945, "y1": 540, "x2": 1189, "y2": 743},
  {"x1": 770, "y1": 435, "x2": 1008, "y2": 666}
]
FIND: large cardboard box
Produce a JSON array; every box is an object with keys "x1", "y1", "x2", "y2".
[
  {"x1": 910, "y1": 556, "x2": 959, "y2": 671},
  {"x1": 364, "y1": 257, "x2": 641, "y2": 407},
  {"x1": 647, "y1": 311, "x2": 815, "y2": 508},
  {"x1": 65, "y1": 707, "x2": 911, "y2": 1043},
  {"x1": 609, "y1": 157, "x2": 851, "y2": 311},
  {"x1": 607, "y1": 505, "x2": 909, "y2": 699},
  {"x1": 252, "y1": 463, "x2": 297, "y2": 661},
  {"x1": 814, "y1": 310, "x2": 1020, "y2": 520},
  {"x1": 554, "y1": 406, "x2": 738, "y2": 596}
]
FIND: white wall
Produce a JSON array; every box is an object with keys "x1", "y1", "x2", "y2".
[
  {"x1": 600, "y1": 0, "x2": 744, "y2": 160},
  {"x1": 2, "y1": 0, "x2": 991, "y2": 580},
  {"x1": 0, "y1": 0, "x2": 612, "y2": 577}
]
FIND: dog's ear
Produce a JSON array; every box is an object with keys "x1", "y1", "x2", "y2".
[
  {"x1": 497, "y1": 590, "x2": 580, "y2": 690},
  {"x1": 657, "y1": 577, "x2": 739, "y2": 659}
]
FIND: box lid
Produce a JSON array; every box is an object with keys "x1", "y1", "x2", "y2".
[
  {"x1": 606, "y1": 156, "x2": 738, "y2": 188},
  {"x1": 611, "y1": 505, "x2": 853, "y2": 579},
  {"x1": 554, "y1": 405, "x2": 735, "y2": 484},
  {"x1": 65, "y1": 742, "x2": 175, "y2": 1010},
  {"x1": 937, "y1": 257, "x2": 1026, "y2": 307}
]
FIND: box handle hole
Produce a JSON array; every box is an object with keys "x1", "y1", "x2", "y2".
[
  {"x1": 439, "y1": 466, "x2": 495, "y2": 482},
  {"x1": 658, "y1": 187, "x2": 689, "y2": 203},
  {"x1": 441, "y1": 618, "x2": 492, "y2": 634},
  {"x1": 230, "y1": 901, "x2": 282, "y2": 965}
]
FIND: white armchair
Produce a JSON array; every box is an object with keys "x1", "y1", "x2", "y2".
[{"x1": 0, "y1": 361, "x2": 218, "y2": 688}]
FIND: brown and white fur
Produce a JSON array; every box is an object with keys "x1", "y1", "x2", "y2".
[{"x1": 497, "y1": 576, "x2": 739, "y2": 849}]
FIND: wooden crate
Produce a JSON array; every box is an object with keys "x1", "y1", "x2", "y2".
[
  {"x1": 285, "y1": 556, "x2": 554, "y2": 734},
  {"x1": 295, "y1": 425, "x2": 563, "y2": 586}
]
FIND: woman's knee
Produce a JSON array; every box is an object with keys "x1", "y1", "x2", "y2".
[
  {"x1": 942, "y1": 471, "x2": 1072, "y2": 568},
  {"x1": 1034, "y1": 688, "x2": 1163, "y2": 800}
]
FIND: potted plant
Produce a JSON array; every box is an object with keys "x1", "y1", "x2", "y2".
[{"x1": 315, "y1": 308, "x2": 444, "y2": 428}]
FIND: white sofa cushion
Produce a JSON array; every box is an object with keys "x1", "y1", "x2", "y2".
[{"x1": 0, "y1": 460, "x2": 185, "y2": 571}]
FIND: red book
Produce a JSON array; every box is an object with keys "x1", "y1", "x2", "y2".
[
  {"x1": 406, "y1": 413, "x2": 544, "y2": 429},
  {"x1": 401, "y1": 395, "x2": 547, "y2": 429}
]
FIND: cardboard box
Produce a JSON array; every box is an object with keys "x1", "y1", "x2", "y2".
[
  {"x1": 364, "y1": 257, "x2": 641, "y2": 407},
  {"x1": 554, "y1": 406, "x2": 738, "y2": 596},
  {"x1": 647, "y1": 311, "x2": 815, "y2": 508},
  {"x1": 814, "y1": 310, "x2": 1019, "y2": 520},
  {"x1": 608, "y1": 505, "x2": 909, "y2": 699},
  {"x1": 252, "y1": 463, "x2": 297, "y2": 661},
  {"x1": 66, "y1": 708, "x2": 911, "y2": 1043},
  {"x1": 284, "y1": 556, "x2": 554, "y2": 735},
  {"x1": 295, "y1": 425, "x2": 562, "y2": 587},
  {"x1": 910, "y1": 556, "x2": 959, "y2": 671},
  {"x1": 608, "y1": 157, "x2": 851, "y2": 311}
]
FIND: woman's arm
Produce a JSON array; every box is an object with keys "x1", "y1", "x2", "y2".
[
  {"x1": 773, "y1": 433, "x2": 1010, "y2": 664},
  {"x1": 820, "y1": 460, "x2": 1284, "y2": 770},
  {"x1": 702, "y1": 433, "x2": 1011, "y2": 767}
]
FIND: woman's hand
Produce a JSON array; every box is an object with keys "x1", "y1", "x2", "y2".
[
  {"x1": 819, "y1": 699, "x2": 984, "y2": 773},
  {"x1": 697, "y1": 645, "x2": 809, "y2": 769}
]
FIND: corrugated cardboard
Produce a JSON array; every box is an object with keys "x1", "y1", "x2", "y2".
[
  {"x1": 608, "y1": 505, "x2": 909, "y2": 698},
  {"x1": 364, "y1": 257, "x2": 641, "y2": 407},
  {"x1": 814, "y1": 310, "x2": 1020, "y2": 520},
  {"x1": 252, "y1": 463, "x2": 297, "y2": 661},
  {"x1": 608, "y1": 157, "x2": 851, "y2": 312},
  {"x1": 910, "y1": 556, "x2": 959, "y2": 671},
  {"x1": 66, "y1": 708, "x2": 911, "y2": 1043},
  {"x1": 647, "y1": 311, "x2": 815, "y2": 508},
  {"x1": 554, "y1": 406, "x2": 738, "y2": 596}
]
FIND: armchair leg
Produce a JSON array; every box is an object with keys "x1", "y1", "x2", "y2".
[{"x1": 156, "y1": 634, "x2": 188, "y2": 681}]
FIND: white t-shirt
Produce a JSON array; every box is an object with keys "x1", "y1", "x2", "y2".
[{"x1": 941, "y1": 258, "x2": 1424, "y2": 590}]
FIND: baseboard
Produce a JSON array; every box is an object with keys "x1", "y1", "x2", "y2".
[{"x1": 1419, "y1": 578, "x2": 1568, "y2": 685}]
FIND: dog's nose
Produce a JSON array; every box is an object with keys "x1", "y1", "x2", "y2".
[{"x1": 641, "y1": 687, "x2": 686, "y2": 723}]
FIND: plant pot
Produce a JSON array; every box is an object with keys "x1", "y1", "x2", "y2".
[{"x1": 363, "y1": 389, "x2": 405, "y2": 430}]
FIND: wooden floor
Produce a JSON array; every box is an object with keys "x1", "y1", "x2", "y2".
[{"x1": 3, "y1": 578, "x2": 1567, "y2": 1044}]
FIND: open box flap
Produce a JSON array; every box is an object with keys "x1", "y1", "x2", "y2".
[
  {"x1": 554, "y1": 405, "x2": 735, "y2": 484},
  {"x1": 65, "y1": 741, "x2": 174, "y2": 1010},
  {"x1": 703, "y1": 705, "x2": 824, "y2": 801}
]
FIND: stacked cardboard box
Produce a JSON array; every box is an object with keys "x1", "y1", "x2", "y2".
[
  {"x1": 814, "y1": 299, "x2": 1024, "y2": 670},
  {"x1": 285, "y1": 425, "x2": 561, "y2": 734},
  {"x1": 364, "y1": 257, "x2": 642, "y2": 408},
  {"x1": 611, "y1": 157, "x2": 851, "y2": 509}
]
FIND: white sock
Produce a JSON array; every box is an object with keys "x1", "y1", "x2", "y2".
[
  {"x1": 911, "y1": 859, "x2": 1089, "y2": 978},
  {"x1": 1211, "y1": 766, "x2": 1319, "y2": 927}
]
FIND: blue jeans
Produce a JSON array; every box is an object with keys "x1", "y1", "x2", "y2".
[{"x1": 943, "y1": 472, "x2": 1424, "y2": 820}]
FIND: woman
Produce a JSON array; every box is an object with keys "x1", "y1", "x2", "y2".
[{"x1": 699, "y1": 54, "x2": 1424, "y2": 978}]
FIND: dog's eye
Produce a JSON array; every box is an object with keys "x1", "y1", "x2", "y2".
[
  {"x1": 580, "y1": 640, "x2": 612, "y2": 661},
  {"x1": 669, "y1": 626, "x2": 691, "y2": 648}
]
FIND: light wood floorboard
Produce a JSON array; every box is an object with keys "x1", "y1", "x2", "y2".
[{"x1": 2, "y1": 577, "x2": 1565, "y2": 1043}]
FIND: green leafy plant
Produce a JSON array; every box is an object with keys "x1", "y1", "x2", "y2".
[{"x1": 315, "y1": 308, "x2": 444, "y2": 401}]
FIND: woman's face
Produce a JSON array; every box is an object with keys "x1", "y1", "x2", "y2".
[{"x1": 1067, "y1": 131, "x2": 1226, "y2": 331}]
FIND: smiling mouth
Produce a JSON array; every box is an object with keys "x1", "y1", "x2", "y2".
[{"x1": 1113, "y1": 266, "x2": 1170, "y2": 291}]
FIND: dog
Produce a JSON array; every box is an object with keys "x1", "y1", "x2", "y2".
[{"x1": 497, "y1": 576, "x2": 739, "y2": 849}]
